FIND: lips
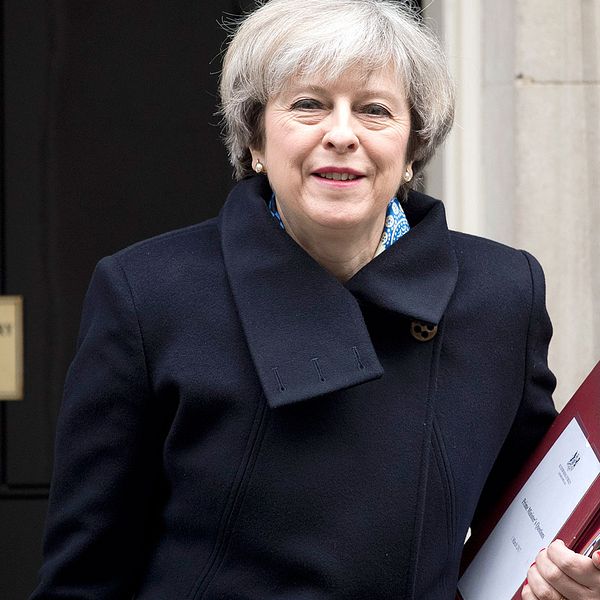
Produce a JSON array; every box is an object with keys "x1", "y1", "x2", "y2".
[
  {"x1": 312, "y1": 167, "x2": 365, "y2": 182},
  {"x1": 316, "y1": 172, "x2": 359, "y2": 181}
]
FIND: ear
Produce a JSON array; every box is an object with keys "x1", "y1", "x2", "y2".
[
  {"x1": 249, "y1": 147, "x2": 260, "y2": 162},
  {"x1": 249, "y1": 147, "x2": 262, "y2": 171},
  {"x1": 404, "y1": 161, "x2": 414, "y2": 182},
  {"x1": 249, "y1": 147, "x2": 267, "y2": 174}
]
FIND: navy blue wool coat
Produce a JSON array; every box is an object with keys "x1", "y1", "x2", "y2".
[{"x1": 32, "y1": 175, "x2": 557, "y2": 599}]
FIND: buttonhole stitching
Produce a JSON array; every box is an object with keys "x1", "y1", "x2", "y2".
[
  {"x1": 311, "y1": 358, "x2": 326, "y2": 382},
  {"x1": 352, "y1": 346, "x2": 365, "y2": 370},
  {"x1": 272, "y1": 367, "x2": 286, "y2": 392}
]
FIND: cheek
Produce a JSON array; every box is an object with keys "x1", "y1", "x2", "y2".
[
  {"x1": 265, "y1": 130, "x2": 293, "y2": 165},
  {"x1": 266, "y1": 120, "x2": 316, "y2": 162},
  {"x1": 269, "y1": 142, "x2": 311, "y2": 177},
  {"x1": 372, "y1": 153, "x2": 402, "y2": 179},
  {"x1": 372, "y1": 137, "x2": 410, "y2": 175}
]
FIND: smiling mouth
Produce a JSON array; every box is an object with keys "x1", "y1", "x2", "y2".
[{"x1": 315, "y1": 172, "x2": 362, "y2": 181}]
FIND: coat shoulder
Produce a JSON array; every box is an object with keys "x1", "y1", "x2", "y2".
[
  {"x1": 449, "y1": 229, "x2": 543, "y2": 291},
  {"x1": 446, "y1": 230, "x2": 549, "y2": 331},
  {"x1": 449, "y1": 229, "x2": 525, "y2": 259},
  {"x1": 88, "y1": 218, "x2": 227, "y2": 322},
  {"x1": 113, "y1": 217, "x2": 220, "y2": 265},
  {"x1": 105, "y1": 217, "x2": 223, "y2": 286}
]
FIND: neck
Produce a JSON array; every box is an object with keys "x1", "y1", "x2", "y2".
[{"x1": 278, "y1": 210, "x2": 385, "y2": 283}]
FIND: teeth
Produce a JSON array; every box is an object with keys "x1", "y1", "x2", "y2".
[{"x1": 318, "y1": 172, "x2": 358, "y2": 181}]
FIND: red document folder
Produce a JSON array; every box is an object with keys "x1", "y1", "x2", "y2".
[{"x1": 458, "y1": 360, "x2": 600, "y2": 600}]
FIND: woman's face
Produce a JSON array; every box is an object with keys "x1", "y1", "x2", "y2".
[{"x1": 253, "y1": 68, "x2": 413, "y2": 236}]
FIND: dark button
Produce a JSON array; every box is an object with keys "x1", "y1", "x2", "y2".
[{"x1": 410, "y1": 320, "x2": 438, "y2": 342}]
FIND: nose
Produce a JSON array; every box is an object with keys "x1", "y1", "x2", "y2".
[{"x1": 321, "y1": 106, "x2": 359, "y2": 153}]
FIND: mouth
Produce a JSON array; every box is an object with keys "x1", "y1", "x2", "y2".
[
  {"x1": 312, "y1": 167, "x2": 365, "y2": 184},
  {"x1": 315, "y1": 172, "x2": 360, "y2": 181}
]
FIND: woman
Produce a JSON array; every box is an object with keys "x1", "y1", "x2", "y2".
[{"x1": 31, "y1": 1, "x2": 600, "y2": 599}]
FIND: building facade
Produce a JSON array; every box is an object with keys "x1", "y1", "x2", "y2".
[{"x1": 425, "y1": 0, "x2": 600, "y2": 408}]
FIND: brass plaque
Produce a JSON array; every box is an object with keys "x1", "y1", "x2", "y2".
[{"x1": 0, "y1": 296, "x2": 24, "y2": 400}]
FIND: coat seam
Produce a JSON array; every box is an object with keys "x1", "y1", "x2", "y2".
[
  {"x1": 185, "y1": 396, "x2": 269, "y2": 600},
  {"x1": 431, "y1": 415, "x2": 457, "y2": 551},
  {"x1": 198, "y1": 401, "x2": 271, "y2": 599},
  {"x1": 517, "y1": 250, "x2": 536, "y2": 417},
  {"x1": 403, "y1": 317, "x2": 446, "y2": 599},
  {"x1": 112, "y1": 255, "x2": 153, "y2": 395}
]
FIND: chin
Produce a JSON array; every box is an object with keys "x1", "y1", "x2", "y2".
[
  {"x1": 310, "y1": 211, "x2": 369, "y2": 231},
  {"x1": 303, "y1": 195, "x2": 361, "y2": 219}
]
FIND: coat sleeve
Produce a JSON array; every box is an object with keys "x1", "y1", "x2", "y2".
[
  {"x1": 471, "y1": 250, "x2": 558, "y2": 531},
  {"x1": 31, "y1": 255, "x2": 168, "y2": 599}
]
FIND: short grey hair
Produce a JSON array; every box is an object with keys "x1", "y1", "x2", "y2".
[{"x1": 219, "y1": 0, "x2": 454, "y2": 185}]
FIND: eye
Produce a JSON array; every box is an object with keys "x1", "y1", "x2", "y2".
[
  {"x1": 290, "y1": 98, "x2": 322, "y2": 110},
  {"x1": 361, "y1": 103, "x2": 392, "y2": 117}
]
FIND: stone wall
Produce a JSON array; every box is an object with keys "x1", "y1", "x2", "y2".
[{"x1": 425, "y1": 0, "x2": 600, "y2": 408}]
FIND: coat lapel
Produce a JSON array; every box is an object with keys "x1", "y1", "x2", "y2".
[
  {"x1": 346, "y1": 192, "x2": 458, "y2": 324},
  {"x1": 219, "y1": 176, "x2": 457, "y2": 409}
]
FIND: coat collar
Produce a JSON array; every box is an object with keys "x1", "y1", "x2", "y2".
[{"x1": 219, "y1": 176, "x2": 458, "y2": 408}]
